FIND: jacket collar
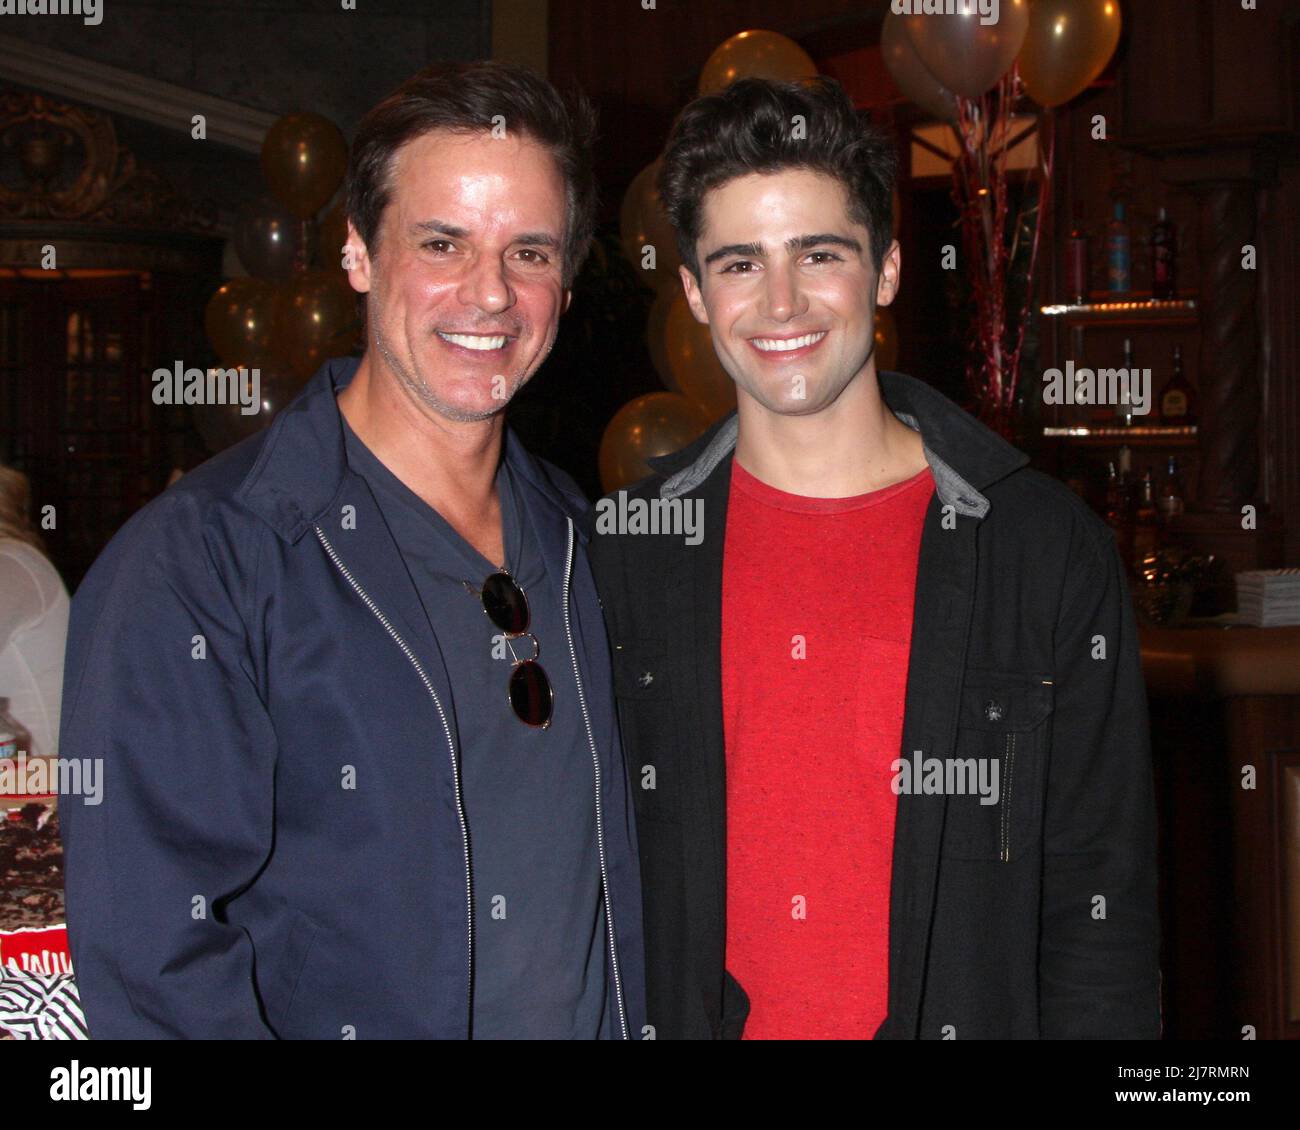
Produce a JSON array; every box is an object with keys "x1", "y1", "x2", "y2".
[
  {"x1": 648, "y1": 370, "x2": 1028, "y2": 519},
  {"x1": 236, "y1": 356, "x2": 590, "y2": 543}
]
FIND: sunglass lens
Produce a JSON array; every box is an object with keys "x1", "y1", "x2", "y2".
[
  {"x1": 482, "y1": 572, "x2": 529, "y2": 634},
  {"x1": 509, "y1": 661, "x2": 553, "y2": 728}
]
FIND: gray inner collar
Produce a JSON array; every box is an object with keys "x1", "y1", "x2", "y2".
[{"x1": 658, "y1": 410, "x2": 989, "y2": 519}]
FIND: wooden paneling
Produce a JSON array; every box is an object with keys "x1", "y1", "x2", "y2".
[
  {"x1": 1123, "y1": 0, "x2": 1295, "y2": 146},
  {"x1": 1260, "y1": 154, "x2": 1300, "y2": 565},
  {"x1": 1211, "y1": 0, "x2": 1296, "y2": 135},
  {"x1": 1122, "y1": 0, "x2": 1213, "y2": 140},
  {"x1": 547, "y1": 0, "x2": 889, "y2": 220},
  {"x1": 1147, "y1": 668, "x2": 1300, "y2": 1039},
  {"x1": 1228, "y1": 697, "x2": 1300, "y2": 1040}
]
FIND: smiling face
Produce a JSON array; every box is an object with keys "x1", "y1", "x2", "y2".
[
  {"x1": 680, "y1": 168, "x2": 900, "y2": 418},
  {"x1": 346, "y1": 128, "x2": 571, "y2": 423}
]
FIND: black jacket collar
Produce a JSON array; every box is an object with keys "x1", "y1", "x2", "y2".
[{"x1": 646, "y1": 370, "x2": 1028, "y2": 519}]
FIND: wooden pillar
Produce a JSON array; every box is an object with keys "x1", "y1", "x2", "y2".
[{"x1": 1190, "y1": 180, "x2": 1260, "y2": 512}]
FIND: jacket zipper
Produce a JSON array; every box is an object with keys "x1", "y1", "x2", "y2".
[
  {"x1": 1000, "y1": 731, "x2": 1016, "y2": 863},
  {"x1": 314, "y1": 526, "x2": 474, "y2": 1034},
  {"x1": 562, "y1": 517, "x2": 630, "y2": 1040}
]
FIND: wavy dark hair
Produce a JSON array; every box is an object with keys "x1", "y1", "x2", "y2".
[
  {"x1": 347, "y1": 61, "x2": 598, "y2": 287},
  {"x1": 657, "y1": 76, "x2": 897, "y2": 280}
]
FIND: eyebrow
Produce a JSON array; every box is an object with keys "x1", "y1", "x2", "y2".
[
  {"x1": 413, "y1": 219, "x2": 470, "y2": 239},
  {"x1": 411, "y1": 219, "x2": 561, "y2": 249},
  {"x1": 702, "y1": 232, "x2": 863, "y2": 266}
]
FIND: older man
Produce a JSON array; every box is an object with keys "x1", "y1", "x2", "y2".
[{"x1": 60, "y1": 62, "x2": 644, "y2": 1039}]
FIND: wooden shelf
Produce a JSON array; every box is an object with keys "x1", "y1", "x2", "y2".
[
  {"x1": 1040, "y1": 296, "x2": 1198, "y2": 325},
  {"x1": 1042, "y1": 425, "x2": 1199, "y2": 447}
]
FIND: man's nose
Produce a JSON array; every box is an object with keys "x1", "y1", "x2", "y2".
[
  {"x1": 458, "y1": 254, "x2": 514, "y2": 314},
  {"x1": 760, "y1": 260, "x2": 806, "y2": 322}
]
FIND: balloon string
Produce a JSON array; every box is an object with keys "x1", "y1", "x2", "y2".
[
  {"x1": 1008, "y1": 102, "x2": 1055, "y2": 418},
  {"x1": 295, "y1": 218, "x2": 312, "y2": 274},
  {"x1": 949, "y1": 63, "x2": 1053, "y2": 436}
]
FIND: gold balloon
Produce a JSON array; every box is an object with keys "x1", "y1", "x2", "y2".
[
  {"x1": 204, "y1": 277, "x2": 279, "y2": 367},
  {"x1": 271, "y1": 271, "x2": 362, "y2": 381},
  {"x1": 902, "y1": 0, "x2": 1030, "y2": 98},
  {"x1": 875, "y1": 305, "x2": 900, "y2": 372},
  {"x1": 317, "y1": 198, "x2": 350, "y2": 273},
  {"x1": 698, "y1": 29, "x2": 817, "y2": 95},
  {"x1": 1017, "y1": 0, "x2": 1122, "y2": 108},
  {"x1": 664, "y1": 293, "x2": 737, "y2": 423},
  {"x1": 233, "y1": 195, "x2": 314, "y2": 280},
  {"x1": 599, "y1": 392, "x2": 710, "y2": 494},
  {"x1": 645, "y1": 290, "x2": 680, "y2": 392},
  {"x1": 619, "y1": 159, "x2": 683, "y2": 293},
  {"x1": 261, "y1": 113, "x2": 349, "y2": 220},
  {"x1": 881, "y1": 11, "x2": 959, "y2": 122},
  {"x1": 192, "y1": 363, "x2": 297, "y2": 453}
]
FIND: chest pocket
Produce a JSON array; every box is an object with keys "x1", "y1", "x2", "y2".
[
  {"x1": 611, "y1": 638, "x2": 678, "y2": 823},
  {"x1": 940, "y1": 670, "x2": 1055, "y2": 862}
]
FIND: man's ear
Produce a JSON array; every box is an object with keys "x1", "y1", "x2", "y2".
[
  {"x1": 680, "y1": 263, "x2": 709, "y2": 325},
  {"x1": 875, "y1": 238, "x2": 901, "y2": 308},
  {"x1": 344, "y1": 220, "x2": 373, "y2": 295},
  {"x1": 562, "y1": 288, "x2": 573, "y2": 315}
]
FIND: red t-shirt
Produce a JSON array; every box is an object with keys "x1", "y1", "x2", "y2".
[{"x1": 721, "y1": 458, "x2": 933, "y2": 1039}]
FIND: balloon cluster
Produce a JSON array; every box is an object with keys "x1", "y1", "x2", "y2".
[
  {"x1": 199, "y1": 113, "x2": 361, "y2": 452},
  {"x1": 603, "y1": 30, "x2": 903, "y2": 492},
  {"x1": 881, "y1": 1, "x2": 1121, "y2": 436},
  {"x1": 882, "y1": 0, "x2": 1122, "y2": 112}
]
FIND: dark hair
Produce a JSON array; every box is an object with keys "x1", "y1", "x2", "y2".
[
  {"x1": 347, "y1": 61, "x2": 598, "y2": 287},
  {"x1": 657, "y1": 76, "x2": 897, "y2": 280}
]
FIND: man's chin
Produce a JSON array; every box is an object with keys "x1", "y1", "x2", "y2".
[
  {"x1": 412, "y1": 369, "x2": 518, "y2": 422},
  {"x1": 431, "y1": 395, "x2": 510, "y2": 424},
  {"x1": 738, "y1": 380, "x2": 833, "y2": 417}
]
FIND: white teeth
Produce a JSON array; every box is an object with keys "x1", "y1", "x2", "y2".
[
  {"x1": 751, "y1": 332, "x2": 826, "y2": 353},
  {"x1": 438, "y1": 332, "x2": 508, "y2": 351}
]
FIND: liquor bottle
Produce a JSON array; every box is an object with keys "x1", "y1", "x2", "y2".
[
  {"x1": 1107, "y1": 201, "x2": 1131, "y2": 293},
  {"x1": 1111, "y1": 449, "x2": 1135, "y2": 567},
  {"x1": 1067, "y1": 203, "x2": 1089, "y2": 304},
  {"x1": 1158, "y1": 455, "x2": 1185, "y2": 523},
  {"x1": 1150, "y1": 207, "x2": 1178, "y2": 300},
  {"x1": 1133, "y1": 467, "x2": 1160, "y2": 568},
  {"x1": 1116, "y1": 338, "x2": 1135, "y2": 426},
  {"x1": 1104, "y1": 460, "x2": 1124, "y2": 528},
  {"x1": 1159, "y1": 345, "x2": 1197, "y2": 425}
]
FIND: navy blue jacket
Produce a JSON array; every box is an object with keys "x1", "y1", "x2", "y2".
[{"x1": 59, "y1": 357, "x2": 646, "y2": 1039}]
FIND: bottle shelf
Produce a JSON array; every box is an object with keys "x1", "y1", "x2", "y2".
[
  {"x1": 1040, "y1": 296, "x2": 1198, "y2": 324},
  {"x1": 1042, "y1": 424, "x2": 1199, "y2": 447}
]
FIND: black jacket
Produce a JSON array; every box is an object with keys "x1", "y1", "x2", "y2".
[{"x1": 586, "y1": 371, "x2": 1161, "y2": 1040}]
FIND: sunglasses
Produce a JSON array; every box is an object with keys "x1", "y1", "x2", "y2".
[{"x1": 465, "y1": 571, "x2": 553, "y2": 729}]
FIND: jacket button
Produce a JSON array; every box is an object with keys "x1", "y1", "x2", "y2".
[
  {"x1": 984, "y1": 700, "x2": 1004, "y2": 722},
  {"x1": 638, "y1": 671, "x2": 655, "y2": 688}
]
